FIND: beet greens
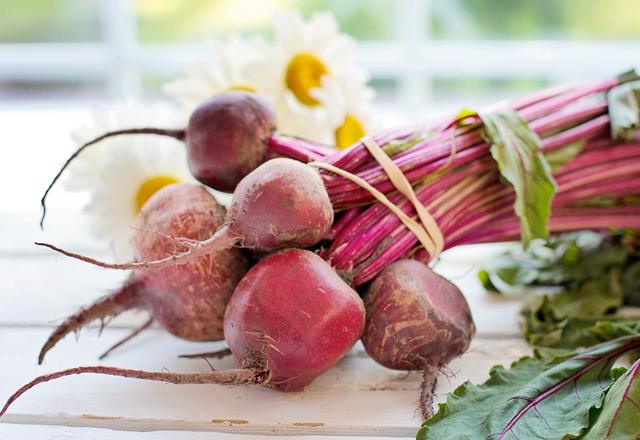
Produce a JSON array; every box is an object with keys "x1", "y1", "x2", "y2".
[{"x1": 418, "y1": 335, "x2": 640, "y2": 439}]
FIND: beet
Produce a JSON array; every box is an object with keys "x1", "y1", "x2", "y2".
[
  {"x1": 38, "y1": 158, "x2": 334, "y2": 271},
  {"x1": 38, "y1": 183, "x2": 248, "y2": 363},
  {"x1": 40, "y1": 91, "x2": 275, "y2": 226},
  {"x1": 186, "y1": 92, "x2": 275, "y2": 191},
  {"x1": 1, "y1": 249, "x2": 365, "y2": 417},
  {"x1": 361, "y1": 260, "x2": 475, "y2": 418},
  {"x1": 224, "y1": 248, "x2": 365, "y2": 391},
  {"x1": 221, "y1": 158, "x2": 334, "y2": 250}
]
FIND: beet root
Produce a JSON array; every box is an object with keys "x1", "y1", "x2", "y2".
[
  {"x1": 98, "y1": 316, "x2": 153, "y2": 360},
  {"x1": 0, "y1": 366, "x2": 269, "y2": 418},
  {"x1": 38, "y1": 183, "x2": 248, "y2": 363},
  {"x1": 223, "y1": 157, "x2": 334, "y2": 250},
  {"x1": 38, "y1": 158, "x2": 334, "y2": 272},
  {"x1": 0, "y1": 249, "x2": 365, "y2": 417},
  {"x1": 39, "y1": 91, "x2": 275, "y2": 227},
  {"x1": 360, "y1": 260, "x2": 475, "y2": 419},
  {"x1": 186, "y1": 91, "x2": 275, "y2": 192},
  {"x1": 224, "y1": 248, "x2": 365, "y2": 391},
  {"x1": 38, "y1": 279, "x2": 141, "y2": 364}
]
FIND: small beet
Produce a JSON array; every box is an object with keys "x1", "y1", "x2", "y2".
[
  {"x1": 40, "y1": 91, "x2": 275, "y2": 227},
  {"x1": 361, "y1": 260, "x2": 475, "y2": 418},
  {"x1": 223, "y1": 157, "x2": 334, "y2": 250},
  {"x1": 38, "y1": 183, "x2": 248, "y2": 363},
  {"x1": 186, "y1": 92, "x2": 275, "y2": 192}
]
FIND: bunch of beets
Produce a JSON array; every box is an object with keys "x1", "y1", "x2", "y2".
[{"x1": 3, "y1": 71, "x2": 640, "y2": 419}]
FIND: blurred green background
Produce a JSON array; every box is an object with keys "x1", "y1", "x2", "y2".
[
  {"x1": 1, "y1": 0, "x2": 639, "y2": 113},
  {"x1": 4, "y1": 0, "x2": 639, "y2": 42}
]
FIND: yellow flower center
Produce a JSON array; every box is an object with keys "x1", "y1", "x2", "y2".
[
  {"x1": 228, "y1": 84, "x2": 257, "y2": 93},
  {"x1": 135, "y1": 175, "x2": 180, "y2": 213},
  {"x1": 335, "y1": 114, "x2": 365, "y2": 149},
  {"x1": 285, "y1": 53, "x2": 328, "y2": 106}
]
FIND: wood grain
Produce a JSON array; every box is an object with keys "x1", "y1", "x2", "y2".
[{"x1": 0, "y1": 327, "x2": 530, "y2": 436}]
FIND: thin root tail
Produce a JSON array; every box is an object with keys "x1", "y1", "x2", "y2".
[
  {"x1": 98, "y1": 316, "x2": 154, "y2": 360},
  {"x1": 40, "y1": 127, "x2": 185, "y2": 229},
  {"x1": 38, "y1": 279, "x2": 141, "y2": 364},
  {"x1": 420, "y1": 364, "x2": 440, "y2": 420},
  {"x1": 179, "y1": 348, "x2": 232, "y2": 360},
  {"x1": 35, "y1": 225, "x2": 238, "y2": 272},
  {"x1": 0, "y1": 365, "x2": 269, "y2": 418}
]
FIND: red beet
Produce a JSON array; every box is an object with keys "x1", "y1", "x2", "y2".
[
  {"x1": 1, "y1": 249, "x2": 365, "y2": 417},
  {"x1": 361, "y1": 260, "x2": 475, "y2": 418},
  {"x1": 186, "y1": 92, "x2": 275, "y2": 191},
  {"x1": 38, "y1": 183, "x2": 248, "y2": 363},
  {"x1": 222, "y1": 158, "x2": 334, "y2": 250},
  {"x1": 224, "y1": 248, "x2": 366, "y2": 390},
  {"x1": 39, "y1": 158, "x2": 334, "y2": 271},
  {"x1": 39, "y1": 91, "x2": 275, "y2": 227}
]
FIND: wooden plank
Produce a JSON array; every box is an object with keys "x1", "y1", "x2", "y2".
[
  {"x1": 0, "y1": 424, "x2": 415, "y2": 439},
  {"x1": 0, "y1": 212, "x2": 106, "y2": 256},
  {"x1": 0, "y1": 254, "x2": 523, "y2": 336},
  {"x1": 0, "y1": 327, "x2": 531, "y2": 437}
]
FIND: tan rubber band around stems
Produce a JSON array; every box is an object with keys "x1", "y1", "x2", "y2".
[
  {"x1": 310, "y1": 161, "x2": 438, "y2": 257},
  {"x1": 360, "y1": 136, "x2": 445, "y2": 257}
]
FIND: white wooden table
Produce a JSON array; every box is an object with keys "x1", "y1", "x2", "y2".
[{"x1": 1, "y1": 107, "x2": 531, "y2": 438}]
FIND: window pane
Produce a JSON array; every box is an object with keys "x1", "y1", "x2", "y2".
[
  {"x1": 294, "y1": 0, "x2": 397, "y2": 40},
  {"x1": 0, "y1": 79, "x2": 106, "y2": 102},
  {"x1": 135, "y1": 0, "x2": 396, "y2": 42},
  {"x1": 431, "y1": 77, "x2": 551, "y2": 111},
  {"x1": 0, "y1": 0, "x2": 102, "y2": 43},
  {"x1": 432, "y1": 0, "x2": 640, "y2": 40}
]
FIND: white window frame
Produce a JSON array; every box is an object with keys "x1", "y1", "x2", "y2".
[{"x1": 0, "y1": 0, "x2": 638, "y2": 111}]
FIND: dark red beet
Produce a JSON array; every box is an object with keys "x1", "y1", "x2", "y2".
[
  {"x1": 224, "y1": 248, "x2": 365, "y2": 391},
  {"x1": 187, "y1": 92, "x2": 275, "y2": 192},
  {"x1": 39, "y1": 91, "x2": 275, "y2": 227},
  {"x1": 361, "y1": 260, "x2": 475, "y2": 418},
  {"x1": 38, "y1": 183, "x2": 248, "y2": 363}
]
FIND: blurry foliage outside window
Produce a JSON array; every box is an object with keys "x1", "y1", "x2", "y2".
[
  {"x1": 1, "y1": 0, "x2": 101, "y2": 42},
  {"x1": 1, "y1": 0, "x2": 638, "y2": 104},
  {"x1": 3, "y1": 0, "x2": 638, "y2": 44}
]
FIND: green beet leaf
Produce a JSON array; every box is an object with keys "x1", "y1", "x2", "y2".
[
  {"x1": 417, "y1": 335, "x2": 640, "y2": 440},
  {"x1": 582, "y1": 359, "x2": 640, "y2": 439},
  {"x1": 522, "y1": 300, "x2": 640, "y2": 349},
  {"x1": 520, "y1": 267, "x2": 631, "y2": 348},
  {"x1": 480, "y1": 111, "x2": 556, "y2": 247}
]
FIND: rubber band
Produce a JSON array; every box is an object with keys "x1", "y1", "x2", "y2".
[
  {"x1": 310, "y1": 136, "x2": 446, "y2": 261},
  {"x1": 360, "y1": 136, "x2": 445, "y2": 257},
  {"x1": 309, "y1": 161, "x2": 437, "y2": 257}
]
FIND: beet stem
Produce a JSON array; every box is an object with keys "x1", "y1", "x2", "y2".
[
  {"x1": 420, "y1": 364, "x2": 440, "y2": 420},
  {"x1": 98, "y1": 316, "x2": 153, "y2": 360},
  {"x1": 38, "y1": 279, "x2": 141, "y2": 364},
  {"x1": 34, "y1": 225, "x2": 238, "y2": 271},
  {"x1": 178, "y1": 348, "x2": 232, "y2": 360},
  {"x1": 39, "y1": 127, "x2": 186, "y2": 229},
  {"x1": 0, "y1": 365, "x2": 269, "y2": 418}
]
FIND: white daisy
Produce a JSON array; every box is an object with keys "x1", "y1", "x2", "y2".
[
  {"x1": 242, "y1": 10, "x2": 366, "y2": 144},
  {"x1": 312, "y1": 74, "x2": 376, "y2": 149},
  {"x1": 64, "y1": 101, "x2": 193, "y2": 260},
  {"x1": 163, "y1": 35, "x2": 267, "y2": 111}
]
